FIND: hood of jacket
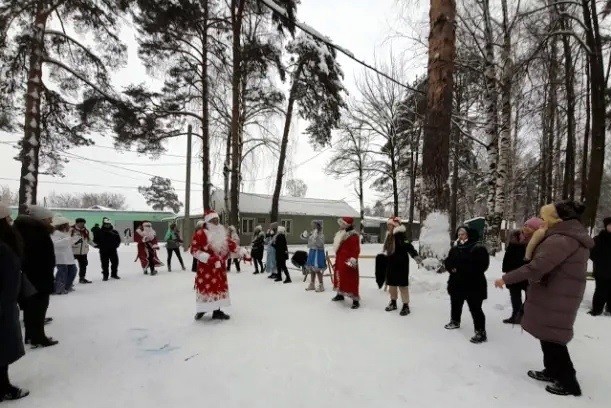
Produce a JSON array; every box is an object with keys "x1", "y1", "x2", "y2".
[{"x1": 546, "y1": 219, "x2": 594, "y2": 249}]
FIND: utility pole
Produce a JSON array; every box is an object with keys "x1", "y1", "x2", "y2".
[{"x1": 183, "y1": 124, "x2": 193, "y2": 250}]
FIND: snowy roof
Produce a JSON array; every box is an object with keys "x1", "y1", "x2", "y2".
[
  {"x1": 361, "y1": 216, "x2": 420, "y2": 228},
  {"x1": 178, "y1": 191, "x2": 359, "y2": 219}
]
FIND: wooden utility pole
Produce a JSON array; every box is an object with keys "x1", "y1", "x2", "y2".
[{"x1": 183, "y1": 124, "x2": 193, "y2": 250}]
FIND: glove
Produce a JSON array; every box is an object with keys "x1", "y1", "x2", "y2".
[
  {"x1": 215, "y1": 261, "x2": 222, "y2": 269},
  {"x1": 194, "y1": 251, "x2": 210, "y2": 263},
  {"x1": 346, "y1": 258, "x2": 358, "y2": 268},
  {"x1": 415, "y1": 256, "x2": 423, "y2": 266}
]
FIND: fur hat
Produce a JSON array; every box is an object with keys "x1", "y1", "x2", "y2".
[
  {"x1": 387, "y1": 217, "x2": 401, "y2": 227},
  {"x1": 337, "y1": 217, "x2": 354, "y2": 228},
  {"x1": 540, "y1": 204, "x2": 561, "y2": 226},
  {"x1": 204, "y1": 209, "x2": 219, "y2": 223},
  {"x1": 603, "y1": 217, "x2": 611, "y2": 228},
  {"x1": 28, "y1": 205, "x2": 54, "y2": 221},
  {"x1": 102, "y1": 217, "x2": 113, "y2": 226},
  {"x1": 523, "y1": 217, "x2": 544, "y2": 231},
  {"x1": 0, "y1": 202, "x2": 10, "y2": 220},
  {"x1": 52, "y1": 216, "x2": 71, "y2": 227},
  {"x1": 277, "y1": 225, "x2": 286, "y2": 234},
  {"x1": 75, "y1": 218, "x2": 86, "y2": 224},
  {"x1": 196, "y1": 219, "x2": 205, "y2": 229},
  {"x1": 554, "y1": 201, "x2": 586, "y2": 222}
]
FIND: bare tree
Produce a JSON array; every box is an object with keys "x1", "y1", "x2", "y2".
[{"x1": 285, "y1": 179, "x2": 308, "y2": 198}]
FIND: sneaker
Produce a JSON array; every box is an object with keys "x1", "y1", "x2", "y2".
[
  {"x1": 545, "y1": 381, "x2": 582, "y2": 397},
  {"x1": 2, "y1": 386, "x2": 30, "y2": 401},
  {"x1": 212, "y1": 310, "x2": 230, "y2": 320},
  {"x1": 385, "y1": 300, "x2": 398, "y2": 312},
  {"x1": 194, "y1": 312, "x2": 206, "y2": 321},
  {"x1": 528, "y1": 370, "x2": 555, "y2": 383},
  {"x1": 331, "y1": 294, "x2": 345, "y2": 302},
  {"x1": 400, "y1": 304, "x2": 411, "y2": 316},
  {"x1": 79, "y1": 278, "x2": 92, "y2": 284},
  {"x1": 470, "y1": 330, "x2": 487, "y2": 344},
  {"x1": 444, "y1": 321, "x2": 460, "y2": 330},
  {"x1": 351, "y1": 300, "x2": 360, "y2": 309},
  {"x1": 306, "y1": 282, "x2": 316, "y2": 291},
  {"x1": 315, "y1": 284, "x2": 325, "y2": 292}
]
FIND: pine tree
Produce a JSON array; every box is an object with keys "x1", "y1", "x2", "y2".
[{"x1": 138, "y1": 176, "x2": 183, "y2": 213}]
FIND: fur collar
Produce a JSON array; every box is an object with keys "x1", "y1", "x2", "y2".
[
  {"x1": 393, "y1": 225, "x2": 406, "y2": 235},
  {"x1": 333, "y1": 229, "x2": 358, "y2": 253}
]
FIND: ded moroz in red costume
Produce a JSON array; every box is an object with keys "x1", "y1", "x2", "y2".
[
  {"x1": 191, "y1": 210, "x2": 237, "y2": 314},
  {"x1": 333, "y1": 217, "x2": 361, "y2": 302},
  {"x1": 135, "y1": 222, "x2": 162, "y2": 271}
]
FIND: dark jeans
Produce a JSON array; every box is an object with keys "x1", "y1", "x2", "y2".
[
  {"x1": 167, "y1": 248, "x2": 184, "y2": 269},
  {"x1": 541, "y1": 341, "x2": 580, "y2": 391},
  {"x1": 191, "y1": 258, "x2": 197, "y2": 272},
  {"x1": 100, "y1": 250, "x2": 119, "y2": 278},
  {"x1": 276, "y1": 258, "x2": 290, "y2": 280},
  {"x1": 23, "y1": 292, "x2": 50, "y2": 343},
  {"x1": 509, "y1": 285, "x2": 527, "y2": 317},
  {"x1": 592, "y1": 278, "x2": 611, "y2": 314},
  {"x1": 0, "y1": 365, "x2": 9, "y2": 394},
  {"x1": 450, "y1": 294, "x2": 486, "y2": 331},
  {"x1": 227, "y1": 258, "x2": 240, "y2": 272},
  {"x1": 74, "y1": 254, "x2": 89, "y2": 279},
  {"x1": 253, "y1": 257, "x2": 264, "y2": 273}
]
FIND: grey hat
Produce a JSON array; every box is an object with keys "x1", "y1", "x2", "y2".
[
  {"x1": 28, "y1": 205, "x2": 54, "y2": 221},
  {"x1": 0, "y1": 202, "x2": 10, "y2": 219}
]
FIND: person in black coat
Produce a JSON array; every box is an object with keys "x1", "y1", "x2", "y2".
[
  {"x1": 0, "y1": 204, "x2": 29, "y2": 401},
  {"x1": 382, "y1": 217, "x2": 422, "y2": 316},
  {"x1": 13, "y1": 206, "x2": 58, "y2": 348},
  {"x1": 272, "y1": 226, "x2": 291, "y2": 283},
  {"x1": 95, "y1": 218, "x2": 121, "y2": 281},
  {"x1": 589, "y1": 217, "x2": 611, "y2": 316},
  {"x1": 443, "y1": 226, "x2": 490, "y2": 344},
  {"x1": 501, "y1": 217, "x2": 544, "y2": 324},
  {"x1": 251, "y1": 226, "x2": 265, "y2": 275}
]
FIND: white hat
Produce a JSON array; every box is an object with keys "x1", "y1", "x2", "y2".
[
  {"x1": 0, "y1": 202, "x2": 10, "y2": 219},
  {"x1": 52, "y1": 216, "x2": 71, "y2": 227},
  {"x1": 204, "y1": 209, "x2": 219, "y2": 223},
  {"x1": 28, "y1": 205, "x2": 54, "y2": 221}
]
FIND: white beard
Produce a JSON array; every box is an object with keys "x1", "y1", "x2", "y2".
[
  {"x1": 333, "y1": 230, "x2": 347, "y2": 254},
  {"x1": 206, "y1": 224, "x2": 228, "y2": 255},
  {"x1": 142, "y1": 226, "x2": 155, "y2": 240}
]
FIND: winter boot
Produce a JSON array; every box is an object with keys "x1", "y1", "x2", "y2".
[
  {"x1": 331, "y1": 294, "x2": 345, "y2": 302},
  {"x1": 546, "y1": 381, "x2": 582, "y2": 397},
  {"x1": 400, "y1": 304, "x2": 411, "y2": 316},
  {"x1": 103, "y1": 275, "x2": 109, "y2": 281},
  {"x1": 306, "y1": 282, "x2": 316, "y2": 291},
  {"x1": 1, "y1": 386, "x2": 30, "y2": 401},
  {"x1": 283, "y1": 274, "x2": 292, "y2": 284},
  {"x1": 315, "y1": 284, "x2": 325, "y2": 292},
  {"x1": 444, "y1": 321, "x2": 461, "y2": 330},
  {"x1": 212, "y1": 310, "x2": 230, "y2": 320},
  {"x1": 587, "y1": 310, "x2": 602, "y2": 316},
  {"x1": 30, "y1": 337, "x2": 59, "y2": 348},
  {"x1": 194, "y1": 312, "x2": 206, "y2": 321},
  {"x1": 150, "y1": 269, "x2": 158, "y2": 276},
  {"x1": 181, "y1": 264, "x2": 186, "y2": 271},
  {"x1": 351, "y1": 300, "x2": 360, "y2": 309},
  {"x1": 470, "y1": 330, "x2": 487, "y2": 344},
  {"x1": 143, "y1": 268, "x2": 148, "y2": 275},
  {"x1": 528, "y1": 370, "x2": 555, "y2": 383},
  {"x1": 503, "y1": 314, "x2": 519, "y2": 324},
  {"x1": 268, "y1": 273, "x2": 278, "y2": 279},
  {"x1": 274, "y1": 275, "x2": 283, "y2": 282},
  {"x1": 254, "y1": 270, "x2": 260, "y2": 275},
  {"x1": 385, "y1": 300, "x2": 398, "y2": 312},
  {"x1": 111, "y1": 275, "x2": 120, "y2": 280},
  {"x1": 79, "y1": 278, "x2": 92, "y2": 284},
  {"x1": 168, "y1": 266, "x2": 172, "y2": 272}
]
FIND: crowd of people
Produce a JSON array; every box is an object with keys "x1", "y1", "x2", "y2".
[{"x1": 1, "y1": 199, "x2": 610, "y2": 401}]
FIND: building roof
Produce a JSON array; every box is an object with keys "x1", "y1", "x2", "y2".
[
  {"x1": 8, "y1": 206, "x2": 174, "y2": 223},
  {"x1": 361, "y1": 216, "x2": 421, "y2": 228},
  {"x1": 177, "y1": 191, "x2": 359, "y2": 219}
]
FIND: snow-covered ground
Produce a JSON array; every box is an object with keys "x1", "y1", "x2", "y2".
[{"x1": 11, "y1": 244, "x2": 611, "y2": 408}]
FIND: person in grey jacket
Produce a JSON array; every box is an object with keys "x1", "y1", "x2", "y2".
[
  {"x1": 301, "y1": 221, "x2": 326, "y2": 292},
  {"x1": 0, "y1": 203, "x2": 29, "y2": 401}
]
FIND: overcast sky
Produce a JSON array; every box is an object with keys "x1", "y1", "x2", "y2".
[{"x1": 0, "y1": 0, "x2": 428, "y2": 212}]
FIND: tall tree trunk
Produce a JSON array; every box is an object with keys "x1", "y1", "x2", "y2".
[
  {"x1": 421, "y1": 0, "x2": 454, "y2": 214},
  {"x1": 229, "y1": 1, "x2": 246, "y2": 227},
  {"x1": 18, "y1": 8, "x2": 48, "y2": 210},
  {"x1": 546, "y1": 45, "x2": 558, "y2": 204},
  {"x1": 391, "y1": 148, "x2": 399, "y2": 217},
  {"x1": 582, "y1": 0, "x2": 606, "y2": 228},
  {"x1": 450, "y1": 121, "x2": 460, "y2": 235},
  {"x1": 201, "y1": 0, "x2": 211, "y2": 210},
  {"x1": 224, "y1": 129, "x2": 231, "y2": 221},
  {"x1": 271, "y1": 70, "x2": 301, "y2": 222},
  {"x1": 560, "y1": 3, "x2": 576, "y2": 200},
  {"x1": 581, "y1": 54, "x2": 591, "y2": 202}
]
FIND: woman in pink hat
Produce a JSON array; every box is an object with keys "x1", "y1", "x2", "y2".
[
  {"x1": 501, "y1": 217, "x2": 544, "y2": 324},
  {"x1": 331, "y1": 217, "x2": 361, "y2": 309}
]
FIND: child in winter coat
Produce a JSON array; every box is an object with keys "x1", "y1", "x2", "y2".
[
  {"x1": 251, "y1": 226, "x2": 265, "y2": 274},
  {"x1": 51, "y1": 216, "x2": 78, "y2": 294},
  {"x1": 301, "y1": 221, "x2": 326, "y2": 292},
  {"x1": 273, "y1": 226, "x2": 290, "y2": 283},
  {"x1": 226, "y1": 226, "x2": 241, "y2": 272},
  {"x1": 524, "y1": 204, "x2": 563, "y2": 260}
]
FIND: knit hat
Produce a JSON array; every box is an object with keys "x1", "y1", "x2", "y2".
[
  {"x1": 28, "y1": 205, "x2": 54, "y2": 221},
  {"x1": 52, "y1": 216, "x2": 71, "y2": 227},
  {"x1": 0, "y1": 202, "x2": 10, "y2": 220},
  {"x1": 204, "y1": 209, "x2": 219, "y2": 223},
  {"x1": 523, "y1": 217, "x2": 544, "y2": 231},
  {"x1": 102, "y1": 217, "x2": 113, "y2": 226},
  {"x1": 554, "y1": 201, "x2": 586, "y2": 222},
  {"x1": 75, "y1": 218, "x2": 86, "y2": 224},
  {"x1": 337, "y1": 217, "x2": 354, "y2": 228},
  {"x1": 269, "y1": 222, "x2": 279, "y2": 230},
  {"x1": 387, "y1": 217, "x2": 401, "y2": 227},
  {"x1": 604, "y1": 217, "x2": 611, "y2": 228}
]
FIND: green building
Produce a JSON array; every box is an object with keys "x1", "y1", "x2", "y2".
[{"x1": 173, "y1": 191, "x2": 360, "y2": 245}]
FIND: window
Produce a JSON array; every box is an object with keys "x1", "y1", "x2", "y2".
[
  {"x1": 241, "y1": 218, "x2": 255, "y2": 234},
  {"x1": 281, "y1": 219, "x2": 293, "y2": 234},
  {"x1": 257, "y1": 217, "x2": 267, "y2": 225}
]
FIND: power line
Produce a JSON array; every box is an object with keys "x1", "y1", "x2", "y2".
[{"x1": 0, "y1": 176, "x2": 202, "y2": 193}]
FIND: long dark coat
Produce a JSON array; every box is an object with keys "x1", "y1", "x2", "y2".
[
  {"x1": 251, "y1": 232, "x2": 265, "y2": 260},
  {"x1": 590, "y1": 229, "x2": 611, "y2": 280},
  {"x1": 0, "y1": 242, "x2": 26, "y2": 366},
  {"x1": 503, "y1": 220, "x2": 594, "y2": 345},
  {"x1": 13, "y1": 215, "x2": 55, "y2": 295},
  {"x1": 272, "y1": 232, "x2": 289, "y2": 262},
  {"x1": 444, "y1": 228, "x2": 490, "y2": 300},
  {"x1": 502, "y1": 230, "x2": 529, "y2": 291},
  {"x1": 384, "y1": 225, "x2": 419, "y2": 287}
]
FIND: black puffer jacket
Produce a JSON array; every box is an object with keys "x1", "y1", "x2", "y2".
[
  {"x1": 13, "y1": 215, "x2": 55, "y2": 295},
  {"x1": 272, "y1": 232, "x2": 289, "y2": 262},
  {"x1": 384, "y1": 225, "x2": 419, "y2": 287},
  {"x1": 502, "y1": 230, "x2": 529, "y2": 290},
  {"x1": 251, "y1": 231, "x2": 265, "y2": 260},
  {"x1": 591, "y1": 219, "x2": 611, "y2": 280},
  {"x1": 444, "y1": 227, "x2": 490, "y2": 299},
  {"x1": 96, "y1": 225, "x2": 121, "y2": 252}
]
